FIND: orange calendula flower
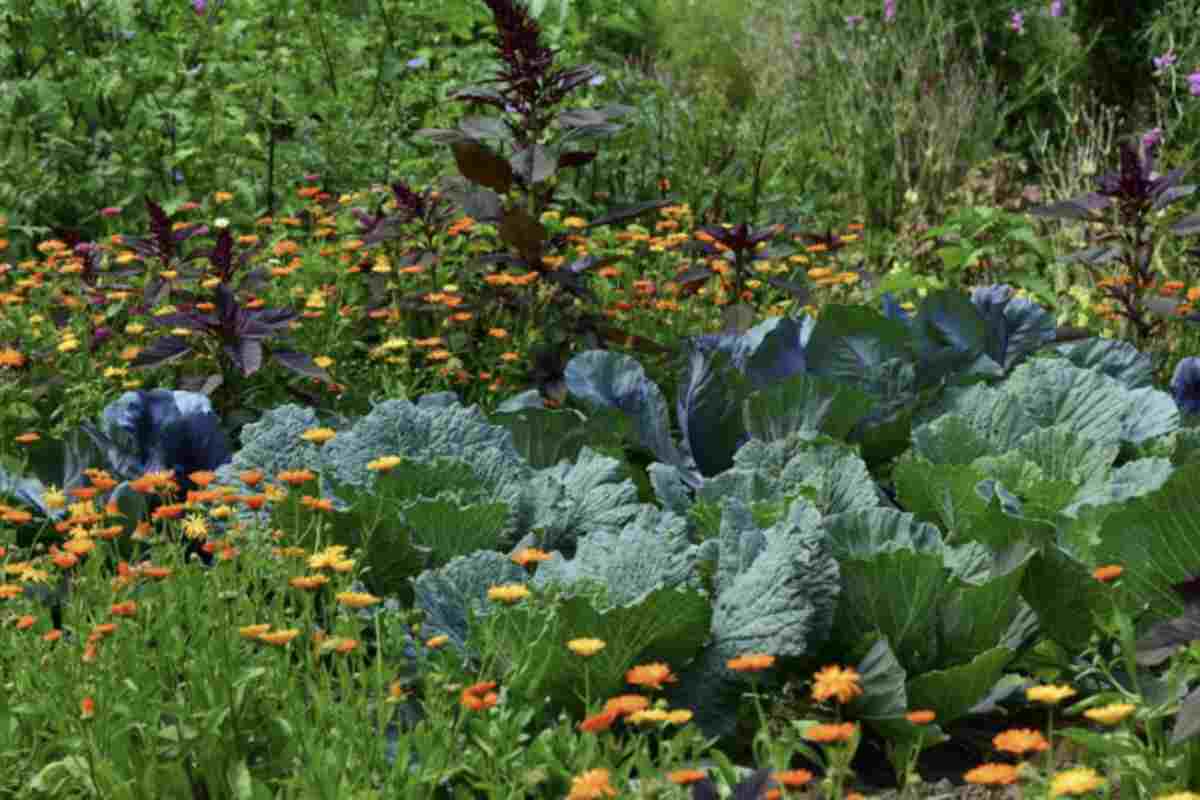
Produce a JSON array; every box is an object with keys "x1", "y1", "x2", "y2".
[
  {"x1": 80, "y1": 697, "x2": 95, "y2": 719},
  {"x1": 579, "y1": 709, "x2": 619, "y2": 733},
  {"x1": 567, "y1": 768, "x2": 617, "y2": 800},
  {"x1": 460, "y1": 680, "x2": 499, "y2": 712},
  {"x1": 802, "y1": 722, "x2": 858, "y2": 744},
  {"x1": 728, "y1": 653, "x2": 776, "y2": 672},
  {"x1": 964, "y1": 763, "x2": 1019, "y2": 785},
  {"x1": 604, "y1": 695, "x2": 650, "y2": 716},
  {"x1": 300, "y1": 496, "x2": 334, "y2": 513},
  {"x1": 773, "y1": 769, "x2": 814, "y2": 787},
  {"x1": 14, "y1": 432, "x2": 39, "y2": 444},
  {"x1": 626, "y1": 662, "x2": 677, "y2": 690},
  {"x1": 336, "y1": 591, "x2": 382, "y2": 609},
  {"x1": 289, "y1": 574, "x2": 330, "y2": 591},
  {"x1": 510, "y1": 547, "x2": 552, "y2": 567},
  {"x1": 906, "y1": 709, "x2": 937, "y2": 725},
  {"x1": 15, "y1": 614, "x2": 35, "y2": 630},
  {"x1": 1092, "y1": 564, "x2": 1123, "y2": 582},
  {"x1": 0, "y1": 584, "x2": 23, "y2": 599},
  {"x1": 425, "y1": 634, "x2": 449, "y2": 649},
  {"x1": 188, "y1": 470, "x2": 217, "y2": 487},
  {"x1": 667, "y1": 769, "x2": 708, "y2": 785},
  {"x1": 110, "y1": 601, "x2": 137, "y2": 617},
  {"x1": 239, "y1": 469, "x2": 264, "y2": 487},
  {"x1": 276, "y1": 469, "x2": 316, "y2": 486},
  {"x1": 811, "y1": 664, "x2": 863, "y2": 704},
  {"x1": 258, "y1": 628, "x2": 301, "y2": 646},
  {"x1": 993, "y1": 728, "x2": 1050, "y2": 755},
  {"x1": 319, "y1": 637, "x2": 359, "y2": 654},
  {"x1": 43, "y1": 629, "x2": 63, "y2": 643},
  {"x1": 1026, "y1": 684, "x2": 1077, "y2": 705}
]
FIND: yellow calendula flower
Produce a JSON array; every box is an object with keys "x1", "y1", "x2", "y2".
[
  {"x1": 487, "y1": 583, "x2": 531, "y2": 604},
  {"x1": 567, "y1": 638, "x2": 606, "y2": 657},
  {"x1": 1083, "y1": 702, "x2": 1136, "y2": 725},
  {"x1": 300, "y1": 427, "x2": 336, "y2": 444},
  {"x1": 182, "y1": 514, "x2": 209, "y2": 540},
  {"x1": 239, "y1": 624, "x2": 272, "y2": 640},
  {"x1": 42, "y1": 486, "x2": 67, "y2": 511},
  {"x1": 1049, "y1": 768, "x2": 1105, "y2": 798},
  {"x1": 367, "y1": 455, "x2": 403, "y2": 473},
  {"x1": 1026, "y1": 684, "x2": 1077, "y2": 705}
]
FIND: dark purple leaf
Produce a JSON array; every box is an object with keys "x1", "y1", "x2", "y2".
[
  {"x1": 767, "y1": 277, "x2": 811, "y2": 303},
  {"x1": 208, "y1": 229, "x2": 233, "y2": 279},
  {"x1": 148, "y1": 311, "x2": 212, "y2": 332},
  {"x1": 449, "y1": 86, "x2": 508, "y2": 107},
  {"x1": 452, "y1": 141, "x2": 515, "y2": 194},
  {"x1": 272, "y1": 349, "x2": 333, "y2": 382},
  {"x1": 499, "y1": 207, "x2": 546, "y2": 265},
  {"x1": 223, "y1": 339, "x2": 263, "y2": 376},
  {"x1": 132, "y1": 336, "x2": 193, "y2": 368},
  {"x1": 584, "y1": 199, "x2": 673, "y2": 229},
  {"x1": 676, "y1": 267, "x2": 715, "y2": 286},
  {"x1": 145, "y1": 196, "x2": 174, "y2": 262},
  {"x1": 1030, "y1": 198, "x2": 1110, "y2": 220},
  {"x1": 557, "y1": 150, "x2": 597, "y2": 169}
]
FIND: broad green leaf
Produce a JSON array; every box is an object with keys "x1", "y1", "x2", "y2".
[{"x1": 906, "y1": 647, "x2": 1014, "y2": 725}]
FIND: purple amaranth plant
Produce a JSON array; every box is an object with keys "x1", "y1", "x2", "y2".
[
  {"x1": 884, "y1": 0, "x2": 896, "y2": 21},
  {"x1": 1030, "y1": 136, "x2": 1199, "y2": 346},
  {"x1": 414, "y1": 0, "x2": 673, "y2": 396}
]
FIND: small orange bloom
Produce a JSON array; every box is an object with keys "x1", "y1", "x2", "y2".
[
  {"x1": 604, "y1": 695, "x2": 650, "y2": 716},
  {"x1": 1093, "y1": 565, "x2": 1123, "y2": 583},
  {"x1": 728, "y1": 653, "x2": 776, "y2": 672},
  {"x1": 802, "y1": 722, "x2": 858, "y2": 743},
  {"x1": 239, "y1": 469, "x2": 264, "y2": 487},
  {"x1": 773, "y1": 769, "x2": 814, "y2": 787},
  {"x1": 811, "y1": 664, "x2": 863, "y2": 704},
  {"x1": 906, "y1": 709, "x2": 937, "y2": 725},
  {"x1": 964, "y1": 763, "x2": 1019, "y2": 785},
  {"x1": 80, "y1": 697, "x2": 96, "y2": 719},
  {"x1": 994, "y1": 728, "x2": 1050, "y2": 756},
  {"x1": 110, "y1": 601, "x2": 138, "y2": 617},
  {"x1": 461, "y1": 680, "x2": 499, "y2": 712},
  {"x1": 579, "y1": 709, "x2": 620, "y2": 733},
  {"x1": 667, "y1": 769, "x2": 708, "y2": 785},
  {"x1": 626, "y1": 662, "x2": 677, "y2": 690},
  {"x1": 277, "y1": 469, "x2": 316, "y2": 486},
  {"x1": 15, "y1": 614, "x2": 35, "y2": 630},
  {"x1": 511, "y1": 547, "x2": 552, "y2": 567}
]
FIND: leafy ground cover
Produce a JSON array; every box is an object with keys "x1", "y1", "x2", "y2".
[{"x1": 5, "y1": 0, "x2": 1200, "y2": 798}]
